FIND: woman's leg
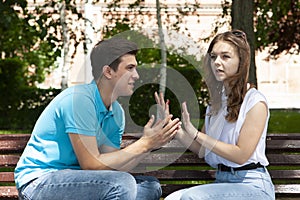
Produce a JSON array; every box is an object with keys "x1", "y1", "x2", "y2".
[
  {"x1": 180, "y1": 182, "x2": 273, "y2": 200},
  {"x1": 164, "y1": 189, "x2": 187, "y2": 200},
  {"x1": 165, "y1": 168, "x2": 275, "y2": 200},
  {"x1": 19, "y1": 170, "x2": 137, "y2": 200}
]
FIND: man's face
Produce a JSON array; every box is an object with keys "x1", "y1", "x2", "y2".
[{"x1": 111, "y1": 54, "x2": 139, "y2": 97}]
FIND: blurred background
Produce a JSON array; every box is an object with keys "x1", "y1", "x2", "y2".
[{"x1": 0, "y1": 0, "x2": 299, "y2": 132}]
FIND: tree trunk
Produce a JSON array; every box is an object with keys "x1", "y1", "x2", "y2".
[
  {"x1": 231, "y1": 0, "x2": 257, "y2": 86},
  {"x1": 60, "y1": 1, "x2": 69, "y2": 90},
  {"x1": 156, "y1": 0, "x2": 167, "y2": 95}
]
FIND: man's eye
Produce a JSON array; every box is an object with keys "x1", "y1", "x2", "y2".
[{"x1": 127, "y1": 66, "x2": 136, "y2": 71}]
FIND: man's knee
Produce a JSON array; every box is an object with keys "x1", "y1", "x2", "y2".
[
  {"x1": 135, "y1": 176, "x2": 162, "y2": 200},
  {"x1": 114, "y1": 172, "x2": 137, "y2": 199}
]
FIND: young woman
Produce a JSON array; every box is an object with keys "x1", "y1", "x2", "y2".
[{"x1": 161, "y1": 30, "x2": 275, "y2": 200}]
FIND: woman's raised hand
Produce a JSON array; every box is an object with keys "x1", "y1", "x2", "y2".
[{"x1": 182, "y1": 102, "x2": 198, "y2": 139}]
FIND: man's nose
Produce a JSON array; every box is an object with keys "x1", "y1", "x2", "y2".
[{"x1": 133, "y1": 68, "x2": 139, "y2": 80}]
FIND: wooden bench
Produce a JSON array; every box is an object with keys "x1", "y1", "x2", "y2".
[{"x1": 1, "y1": 133, "x2": 300, "y2": 199}]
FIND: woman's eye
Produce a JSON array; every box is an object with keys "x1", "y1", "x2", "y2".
[
  {"x1": 223, "y1": 55, "x2": 230, "y2": 59},
  {"x1": 210, "y1": 55, "x2": 216, "y2": 60}
]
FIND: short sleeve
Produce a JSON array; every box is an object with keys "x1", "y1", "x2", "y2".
[
  {"x1": 243, "y1": 89, "x2": 268, "y2": 114},
  {"x1": 235, "y1": 88, "x2": 269, "y2": 134}
]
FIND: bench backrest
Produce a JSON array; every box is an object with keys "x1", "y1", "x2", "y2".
[{"x1": 1, "y1": 133, "x2": 300, "y2": 198}]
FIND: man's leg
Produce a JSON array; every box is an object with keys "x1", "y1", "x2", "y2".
[
  {"x1": 19, "y1": 169, "x2": 137, "y2": 200},
  {"x1": 135, "y1": 175, "x2": 162, "y2": 200}
]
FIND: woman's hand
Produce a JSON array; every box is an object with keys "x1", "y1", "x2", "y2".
[
  {"x1": 154, "y1": 92, "x2": 197, "y2": 139},
  {"x1": 182, "y1": 102, "x2": 198, "y2": 139}
]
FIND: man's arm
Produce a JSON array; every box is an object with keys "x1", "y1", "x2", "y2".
[
  {"x1": 69, "y1": 115, "x2": 180, "y2": 171},
  {"x1": 69, "y1": 133, "x2": 150, "y2": 171}
]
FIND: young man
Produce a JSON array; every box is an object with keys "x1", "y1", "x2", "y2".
[{"x1": 15, "y1": 37, "x2": 181, "y2": 200}]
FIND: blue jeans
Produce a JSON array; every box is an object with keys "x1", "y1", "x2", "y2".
[
  {"x1": 165, "y1": 167, "x2": 275, "y2": 200},
  {"x1": 18, "y1": 169, "x2": 162, "y2": 200}
]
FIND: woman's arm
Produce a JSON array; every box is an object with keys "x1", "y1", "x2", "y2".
[{"x1": 194, "y1": 101, "x2": 268, "y2": 164}]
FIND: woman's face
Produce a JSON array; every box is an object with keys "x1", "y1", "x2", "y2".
[{"x1": 209, "y1": 41, "x2": 240, "y2": 82}]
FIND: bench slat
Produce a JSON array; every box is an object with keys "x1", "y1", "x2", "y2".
[
  {"x1": 275, "y1": 184, "x2": 300, "y2": 194},
  {"x1": 0, "y1": 134, "x2": 29, "y2": 154},
  {"x1": 2, "y1": 154, "x2": 300, "y2": 167},
  {"x1": 266, "y1": 140, "x2": 300, "y2": 151},
  {"x1": 270, "y1": 170, "x2": 300, "y2": 180},
  {"x1": 139, "y1": 153, "x2": 300, "y2": 166},
  {"x1": 0, "y1": 155, "x2": 20, "y2": 167},
  {"x1": 144, "y1": 170, "x2": 215, "y2": 180},
  {"x1": 0, "y1": 186, "x2": 18, "y2": 199},
  {"x1": 2, "y1": 169, "x2": 300, "y2": 184},
  {"x1": 141, "y1": 169, "x2": 300, "y2": 180},
  {"x1": 267, "y1": 133, "x2": 300, "y2": 140},
  {"x1": 160, "y1": 184, "x2": 300, "y2": 197},
  {"x1": 0, "y1": 172, "x2": 14, "y2": 183},
  {"x1": 267, "y1": 154, "x2": 300, "y2": 165}
]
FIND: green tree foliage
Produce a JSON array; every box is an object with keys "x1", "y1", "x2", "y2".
[
  {"x1": 0, "y1": 0, "x2": 59, "y2": 84},
  {"x1": 0, "y1": 0, "x2": 82, "y2": 130},
  {"x1": 223, "y1": 0, "x2": 299, "y2": 56},
  {"x1": 0, "y1": 0, "x2": 88, "y2": 85},
  {"x1": 254, "y1": 0, "x2": 300, "y2": 57},
  {"x1": 0, "y1": 58, "x2": 60, "y2": 130}
]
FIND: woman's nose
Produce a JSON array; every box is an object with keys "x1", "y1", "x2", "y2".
[{"x1": 214, "y1": 56, "x2": 222, "y2": 66}]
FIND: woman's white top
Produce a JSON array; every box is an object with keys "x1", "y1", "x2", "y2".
[{"x1": 204, "y1": 88, "x2": 270, "y2": 168}]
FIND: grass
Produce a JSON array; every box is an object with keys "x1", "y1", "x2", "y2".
[
  {"x1": 0, "y1": 130, "x2": 31, "y2": 134},
  {"x1": 268, "y1": 109, "x2": 300, "y2": 133}
]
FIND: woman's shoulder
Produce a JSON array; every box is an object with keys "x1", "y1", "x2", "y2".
[
  {"x1": 243, "y1": 88, "x2": 269, "y2": 110},
  {"x1": 246, "y1": 88, "x2": 267, "y2": 101}
]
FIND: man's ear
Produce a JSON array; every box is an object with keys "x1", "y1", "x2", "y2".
[{"x1": 102, "y1": 65, "x2": 112, "y2": 79}]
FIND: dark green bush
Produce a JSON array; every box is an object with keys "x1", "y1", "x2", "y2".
[
  {"x1": 119, "y1": 65, "x2": 208, "y2": 132},
  {"x1": 0, "y1": 58, "x2": 60, "y2": 131},
  {"x1": 0, "y1": 86, "x2": 60, "y2": 131}
]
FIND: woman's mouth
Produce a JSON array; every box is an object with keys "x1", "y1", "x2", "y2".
[{"x1": 216, "y1": 69, "x2": 224, "y2": 74}]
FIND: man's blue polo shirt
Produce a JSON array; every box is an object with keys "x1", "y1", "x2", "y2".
[{"x1": 14, "y1": 81, "x2": 125, "y2": 189}]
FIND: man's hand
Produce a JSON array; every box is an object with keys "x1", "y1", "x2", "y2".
[
  {"x1": 141, "y1": 114, "x2": 180, "y2": 151},
  {"x1": 154, "y1": 91, "x2": 170, "y2": 119}
]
